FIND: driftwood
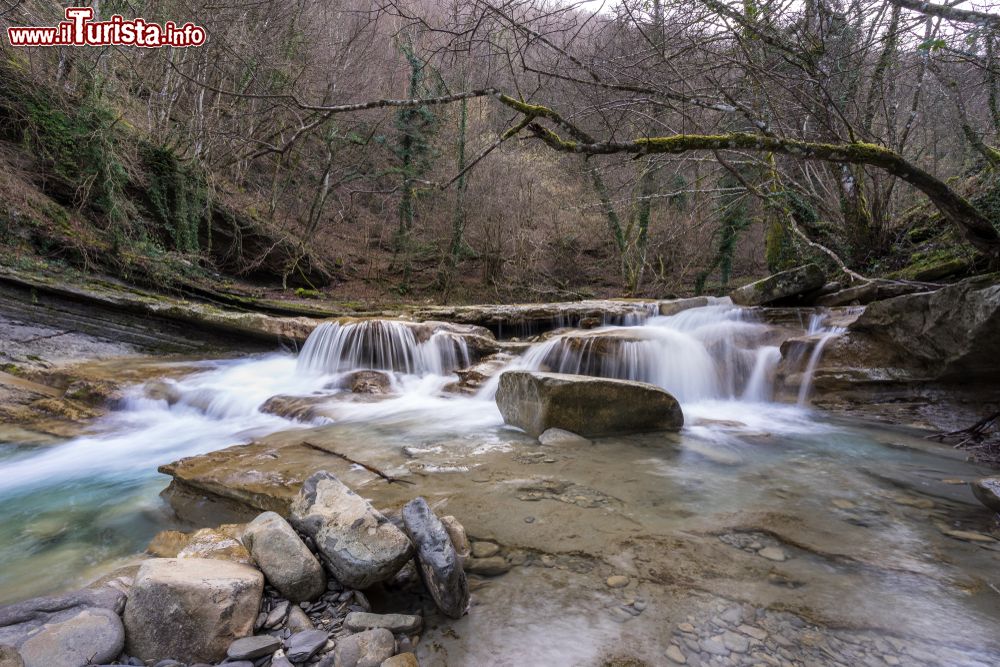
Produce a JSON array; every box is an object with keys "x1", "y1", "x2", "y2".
[
  {"x1": 927, "y1": 412, "x2": 1000, "y2": 464},
  {"x1": 301, "y1": 441, "x2": 414, "y2": 485}
]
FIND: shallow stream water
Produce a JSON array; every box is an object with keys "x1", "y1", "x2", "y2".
[{"x1": 1, "y1": 303, "x2": 998, "y2": 664}]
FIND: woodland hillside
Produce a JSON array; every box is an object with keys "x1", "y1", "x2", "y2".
[{"x1": 0, "y1": 0, "x2": 998, "y2": 303}]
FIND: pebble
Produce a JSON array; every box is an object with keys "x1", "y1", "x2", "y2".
[
  {"x1": 722, "y1": 630, "x2": 749, "y2": 653},
  {"x1": 266, "y1": 600, "x2": 291, "y2": 628},
  {"x1": 345, "y1": 611, "x2": 422, "y2": 634},
  {"x1": 524, "y1": 516, "x2": 535, "y2": 524},
  {"x1": 738, "y1": 624, "x2": 768, "y2": 641},
  {"x1": 678, "y1": 623, "x2": 696, "y2": 633},
  {"x1": 381, "y1": 653, "x2": 420, "y2": 667},
  {"x1": 758, "y1": 546, "x2": 788, "y2": 562},
  {"x1": 606, "y1": 575, "x2": 630, "y2": 588},
  {"x1": 666, "y1": 644, "x2": 687, "y2": 664},
  {"x1": 227, "y1": 635, "x2": 282, "y2": 660},
  {"x1": 465, "y1": 556, "x2": 510, "y2": 576},
  {"x1": 883, "y1": 656, "x2": 900, "y2": 665},
  {"x1": 701, "y1": 635, "x2": 729, "y2": 656},
  {"x1": 471, "y1": 541, "x2": 501, "y2": 558},
  {"x1": 941, "y1": 529, "x2": 995, "y2": 543},
  {"x1": 285, "y1": 629, "x2": 330, "y2": 662},
  {"x1": 832, "y1": 499, "x2": 856, "y2": 510}
]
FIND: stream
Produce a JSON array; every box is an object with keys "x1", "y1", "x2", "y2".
[{"x1": 1, "y1": 301, "x2": 998, "y2": 665}]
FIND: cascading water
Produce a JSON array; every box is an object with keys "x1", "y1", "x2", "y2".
[
  {"x1": 796, "y1": 312, "x2": 847, "y2": 405},
  {"x1": 298, "y1": 320, "x2": 470, "y2": 376},
  {"x1": 482, "y1": 304, "x2": 783, "y2": 404}
]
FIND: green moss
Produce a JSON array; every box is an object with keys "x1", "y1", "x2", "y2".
[
  {"x1": 889, "y1": 247, "x2": 973, "y2": 281},
  {"x1": 142, "y1": 144, "x2": 208, "y2": 253},
  {"x1": 294, "y1": 287, "x2": 321, "y2": 299}
]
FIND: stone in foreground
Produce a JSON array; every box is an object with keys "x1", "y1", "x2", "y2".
[
  {"x1": 401, "y1": 497, "x2": 469, "y2": 619},
  {"x1": 228, "y1": 635, "x2": 282, "y2": 660},
  {"x1": 0, "y1": 645, "x2": 22, "y2": 667},
  {"x1": 0, "y1": 588, "x2": 125, "y2": 667},
  {"x1": 496, "y1": 371, "x2": 683, "y2": 438},
  {"x1": 972, "y1": 478, "x2": 1000, "y2": 513},
  {"x1": 333, "y1": 628, "x2": 395, "y2": 667},
  {"x1": 285, "y1": 629, "x2": 330, "y2": 662},
  {"x1": 344, "y1": 612, "x2": 422, "y2": 634},
  {"x1": 123, "y1": 557, "x2": 263, "y2": 664},
  {"x1": 243, "y1": 511, "x2": 327, "y2": 602},
  {"x1": 729, "y1": 264, "x2": 825, "y2": 306},
  {"x1": 381, "y1": 654, "x2": 419, "y2": 667},
  {"x1": 290, "y1": 471, "x2": 413, "y2": 589}
]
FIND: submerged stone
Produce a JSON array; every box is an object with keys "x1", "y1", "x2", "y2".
[{"x1": 496, "y1": 371, "x2": 683, "y2": 438}]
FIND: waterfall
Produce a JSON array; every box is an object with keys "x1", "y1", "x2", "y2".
[
  {"x1": 482, "y1": 304, "x2": 778, "y2": 404},
  {"x1": 297, "y1": 320, "x2": 471, "y2": 376},
  {"x1": 796, "y1": 313, "x2": 847, "y2": 405}
]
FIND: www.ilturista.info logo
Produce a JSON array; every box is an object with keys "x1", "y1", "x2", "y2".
[{"x1": 7, "y1": 7, "x2": 205, "y2": 47}]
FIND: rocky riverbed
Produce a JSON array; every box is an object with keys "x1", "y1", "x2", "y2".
[{"x1": 2, "y1": 266, "x2": 1000, "y2": 666}]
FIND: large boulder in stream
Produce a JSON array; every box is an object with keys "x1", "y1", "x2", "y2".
[
  {"x1": 123, "y1": 557, "x2": 263, "y2": 664},
  {"x1": 0, "y1": 587, "x2": 126, "y2": 667},
  {"x1": 730, "y1": 264, "x2": 825, "y2": 306},
  {"x1": 496, "y1": 371, "x2": 683, "y2": 438},
  {"x1": 289, "y1": 471, "x2": 414, "y2": 589},
  {"x1": 243, "y1": 511, "x2": 327, "y2": 602}
]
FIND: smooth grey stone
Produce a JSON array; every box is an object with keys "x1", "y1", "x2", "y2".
[
  {"x1": 401, "y1": 497, "x2": 469, "y2": 619},
  {"x1": 285, "y1": 629, "x2": 329, "y2": 662},
  {"x1": 227, "y1": 635, "x2": 282, "y2": 660}
]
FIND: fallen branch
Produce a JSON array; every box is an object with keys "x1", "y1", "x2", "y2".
[{"x1": 301, "y1": 441, "x2": 415, "y2": 485}]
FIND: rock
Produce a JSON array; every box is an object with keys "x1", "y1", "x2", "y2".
[
  {"x1": 123, "y1": 557, "x2": 264, "y2": 664},
  {"x1": 496, "y1": 371, "x2": 684, "y2": 438},
  {"x1": 814, "y1": 280, "x2": 930, "y2": 307},
  {"x1": 606, "y1": 575, "x2": 630, "y2": 588},
  {"x1": 344, "y1": 612, "x2": 422, "y2": 634},
  {"x1": 285, "y1": 606, "x2": 315, "y2": 633},
  {"x1": 758, "y1": 546, "x2": 787, "y2": 562},
  {"x1": 271, "y1": 649, "x2": 294, "y2": 667},
  {"x1": 810, "y1": 279, "x2": 1000, "y2": 387},
  {"x1": 701, "y1": 635, "x2": 729, "y2": 656},
  {"x1": 738, "y1": 624, "x2": 768, "y2": 641},
  {"x1": 381, "y1": 654, "x2": 419, "y2": 667},
  {"x1": 464, "y1": 556, "x2": 510, "y2": 577},
  {"x1": 0, "y1": 645, "x2": 22, "y2": 667},
  {"x1": 729, "y1": 264, "x2": 825, "y2": 306},
  {"x1": 538, "y1": 428, "x2": 591, "y2": 446},
  {"x1": 722, "y1": 631, "x2": 749, "y2": 653},
  {"x1": 15, "y1": 608, "x2": 124, "y2": 667},
  {"x1": 340, "y1": 370, "x2": 393, "y2": 395},
  {"x1": 0, "y1": 588, "x2": 126, "y2": 667},
  {"x1": 401, "y1": 497, "x2": 469, "y2": 619},
  {"x1": 285, "y1": 629, "x2": 330, "y2": 662},
  {"x1": 243, "y1": 511, "x2": 327, "y2": 602},
  {"x1": 971, "y1": 478, "x2": 1000, "y2": 513},
  {"x1": 289, "y1": 472, "x2": 413, "y2": 590},
  {"x1": 177, "y1": 526, "x2": 253, "y2": 565},
  {"x1": 332, "y1": 628, "x2": 395, "y2": 667},
  {"x1": 471, "y1": 541, "x2": 500, "y2": 559},
  {"x1": 439, "y1": 515, "x2": 471, "y2": 564},
  {"x1": 665, "y1": 644, "x2": 687, "y2": 664},
  {"x1": 227, "y1": 635, "x2": 282, "y2": 660},
  {"x1": 659, "y1": 296, "x2": 710, "y2": 317},
  {"x1": 265, "y1": 600, "x2": 290, "y2": 629}
]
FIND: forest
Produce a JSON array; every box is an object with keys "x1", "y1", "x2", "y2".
[{"x1": 1, "y1": 0, "x2": 998, "y2": 302}]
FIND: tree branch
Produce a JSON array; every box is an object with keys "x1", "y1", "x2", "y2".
[{"x1": 886, "y1": 0, "x2": 1000, "y2": 27}]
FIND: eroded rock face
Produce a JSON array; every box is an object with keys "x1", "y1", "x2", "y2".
[
  {"x1": 289, "y1": 472, "x2": 413, "y2": 589},
  {"x1": 972, "y1": 478, "x2": 1000, "y2": 513},
  {"x1": 0, "y1": 588, "x2": 125, "y2": 667},
  {"x1": 401, "y1": 498, "x2": 469, "y2": 620},
  {"x1": 243, "y1": 511, "x2": 326, "y2": 602},
  {"x1": 730, "y1": 264, "x2": 825, "y2": 306},
  {"x1": 123, "y1": 558, "x2": 263, "y2": 664},
  {"x1": 809, "y1": 279, "x2": 1000, "y2": 386},
  {"x1": 496, "y1": 371, "x2": 683, "y2": 438}
]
